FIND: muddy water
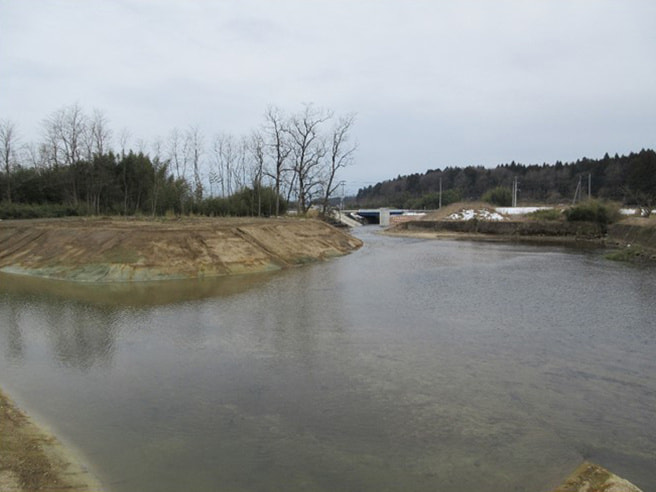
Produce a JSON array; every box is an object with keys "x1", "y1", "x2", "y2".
[{"x1": 0, "y1": 228, "x2": 654, "y2": 492}]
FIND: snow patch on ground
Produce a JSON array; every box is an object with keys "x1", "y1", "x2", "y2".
[
  {"x1": 620, "y1": 208, "x2": 656, "y2": 216},
  {"x1": 495, "y1": 207, "x2": 552, "y2": 215},
  {"x1": 447, "y1": 209, "x2": 506, "y2": 221}
]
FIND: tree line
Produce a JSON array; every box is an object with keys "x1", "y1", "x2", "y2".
[
  {"x1": 0, "y1": 103, "x2": 356, "y2": 218},
  {"x1": 355, "y1": 149, "x2": 656, "y2": 212}
]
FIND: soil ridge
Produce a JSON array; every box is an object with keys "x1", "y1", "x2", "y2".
[{"x1": 0, "y1": 217, "x2": 363, "y2": 283}]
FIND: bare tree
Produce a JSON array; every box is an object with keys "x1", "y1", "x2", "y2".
[
  {"x1": 213, "y1": 133, "x2": 238, "y2": 197},
  {"x1": 0, "y1": 119, "x2": 19, "y2": 202},
  {"x1": 150, "y1": 137, "x2": 169, "y2": 216},
  {"x1": 185, "y1": 126, "x2": 204, "y2": 202},
  {"x1": 263, "y1": 106, "x2": 291, "y2": 215},
  {"x1": 43, "y1": 103, "x2": 87, "y2": 167},
  {"x1": 83, "y1": 109, "x2": 112, "y2": 160},
  {"x1": 286, "y1": 104, "x2": 331, "y2": 213},
  {"x1": 118, "y1": 128, "x2": 132, "y2": 159},
  {"x1": 208, "y1": 136, "x2": 221, "y2": 197},
  {"x1": 23, "y1": 142, "x2": 50, "y2": 169},
  {"x1": 42, "y1": 103, "x2": 88, "y2": 205},
  {"x1": 233, "y1": 136, "x2": 250, "y2": 193},
  {"x1": 321, "y1": 113, "x2": 357, "y2": 214},
  {"x1": 167, "y1": 128, "x2": 185, "y2": 180},
  {"x1": 248, "y1": 130, "x2": 266, "y2": 216}
]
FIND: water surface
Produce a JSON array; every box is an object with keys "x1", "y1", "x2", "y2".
[{"x1": 1, "y1": 228, "x2": 654, "y2": 491}]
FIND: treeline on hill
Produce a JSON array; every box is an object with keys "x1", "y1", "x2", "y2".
[
  {"x1": 355, "y1": 150, "x2": 656, "y2": 211},
  {"x1": 0, "y1": 102, "x2": 356, "y2": 220}
]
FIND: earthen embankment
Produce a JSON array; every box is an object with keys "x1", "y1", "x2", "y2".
[
  {"x1": 0, "y1": 217, "x2": 363, "y2": 282},
  {"x1": 386, "y1": 219, "x2": 604, "y2": 245}
]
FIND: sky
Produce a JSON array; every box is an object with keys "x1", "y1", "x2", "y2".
[{"x1": 1, "y1": 0, "x2": 655, "y2": 194}]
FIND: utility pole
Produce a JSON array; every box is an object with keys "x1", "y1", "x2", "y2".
[
  {"x1": 512, "y1": 177, "x2": 519, "y2": 207},
  {"x1": 340, "y1": 181, "x2": 345, "y2": 217},
  {"x1": 572, "y1": 176, "x2": 582, "y2": 205}
]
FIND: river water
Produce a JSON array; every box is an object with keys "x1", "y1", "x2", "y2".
[{"x1": 0, "y1": 227, "x2": 654, "y2": 491}]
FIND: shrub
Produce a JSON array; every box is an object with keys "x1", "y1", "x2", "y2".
[
  {"x1": 605, "y1": 245, "x2": 645, "y2": 262},
  {"x1": 482, "y1": 187, "x2": 512, "y2": 207},
  {"x1": 564, "y1": 200, "x2": 621, "y2": 231},
  {"x1": 196, "y1": 186, "x2": 287, "y2": 217},
  {"x1": 0, "y1": 201, "x2": 80, "y2": 220}
]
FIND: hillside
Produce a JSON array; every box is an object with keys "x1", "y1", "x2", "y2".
[{"x1": 355, "y1": 149, "x2": 656, "y2": 209}]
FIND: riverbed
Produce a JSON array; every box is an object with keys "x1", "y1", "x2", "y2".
[{"x1": 0, "y1": 227, "x2": 654, "y2": 491}]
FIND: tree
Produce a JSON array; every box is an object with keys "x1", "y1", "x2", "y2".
[
  {"x1": 150, "y1": 138, "x2": 169, "y2": 216},
  {"x1": 43, "y1": 103, "x2": 87, "y2": 167},
  {"x1": 212, "y1": 133, "x2": 238, "y2": 197},
  {"x1": 286, "y1": 104, "x2": 331, "y2": 213},
  {"x1": 482, "y1": 186, "x2": 512, "y2": 206},
  {"x1": 0, "y1": 119, "x2": 19, "y2": 202},
  {"x1": 625, "y1": 149, "x2": 656, "y2": 216},
  {"x1": 166, "y1": 128, "x2": 188, "y2": 213},
  {"x1": 185, "y1": 125, "x2": 204, "y2": 202},
  {"x1": 83, "y1": 109, "x2": 112, "y2": 160},
  {"x1": 263, "y1": 106, "x2": 291, "y2": 216},
  {"x1": 167, "y1": 128, "x2": 186, "y2": 180},
  {"x1": 42, "y1": 103, "x2": 89, "y2": 206},
  {"x1": 247, "y1": 130, "x2": 266, "y2": 216},
  {"x1": 321, "y1": 113, "x2": 356, "y2": 214}
]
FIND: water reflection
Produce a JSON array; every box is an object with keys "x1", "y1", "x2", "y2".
[
  {"x1": 0, "y1": 270, "x2": 279, "y2": 307},
  {"x1": 47, "y1": 304, "x2": 118, "y2": 370},
  {"x1": 1, "y1": 299, "x2": 24, "y2": 360}
]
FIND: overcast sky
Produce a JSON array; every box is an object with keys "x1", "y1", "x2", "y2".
[{"x1": 1, "y1": 0, "x2": 655, "y2": 193}]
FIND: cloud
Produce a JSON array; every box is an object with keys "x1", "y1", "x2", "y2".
[{"x1": 1, "y1": 0, "x2": 655, "y2": 191}]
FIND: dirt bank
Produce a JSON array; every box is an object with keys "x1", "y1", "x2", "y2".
[
  {"x1": 0, "y1": 217, "x2": 362, "y2": 282},
  {"x1": 551, "y1": 462, "x2": 643, "y2": 492},
  {"x1": 606, "y1": 218, "x2": 656, "y2": 260},
  {"x1": 0, "y1": 388, "x2": 104, "y2": 492},
  {"x1": 386, "y1": 213, "x2": 656, "y2": 259},
  {"x1": 386, "y1": 218, "x2": 604, "y2": 246}
]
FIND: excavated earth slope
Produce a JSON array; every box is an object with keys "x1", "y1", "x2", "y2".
[{"x1": 0, "y1": 217, "x2": 363, "y2": 282}]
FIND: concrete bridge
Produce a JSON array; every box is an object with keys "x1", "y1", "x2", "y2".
[{"x1": 332, "y1": 209, "x2": 414, "y2": 226}]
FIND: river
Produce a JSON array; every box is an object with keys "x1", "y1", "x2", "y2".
[{"x1": 0, "y1": 227, "x2": 654, "y2": 491}]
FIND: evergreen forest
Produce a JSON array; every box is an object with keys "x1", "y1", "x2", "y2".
[{"x1": 355, "y1": 149, "x2": 656, "y2": 212}]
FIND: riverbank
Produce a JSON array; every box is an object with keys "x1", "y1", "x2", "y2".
[
  {"x1": 385, "y1": 209, "x2": 656, "y2": 261},
  {"x1": 552, "y1": 462, "x2": 643, "y2": 492},
  {"x1": 0, "y1": 388, "x2": 104, "y2": 491},
  {"x1": 0, "y1": 217, "x2": 363, "y2": 282}
]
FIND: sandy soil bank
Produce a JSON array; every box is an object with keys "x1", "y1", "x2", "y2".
[
  {"x1": 0, "y1": 388, "x2": 104, "y2": 491},
  {"x1": 551, "y1": 462, "x2": 643, "y2": 492},
  {"x1": 386, "y1": 206, "x2": 656, "y2": 260},
  {"x1": 0, "y1": 217, "x2": 363, "y2": 282}
]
